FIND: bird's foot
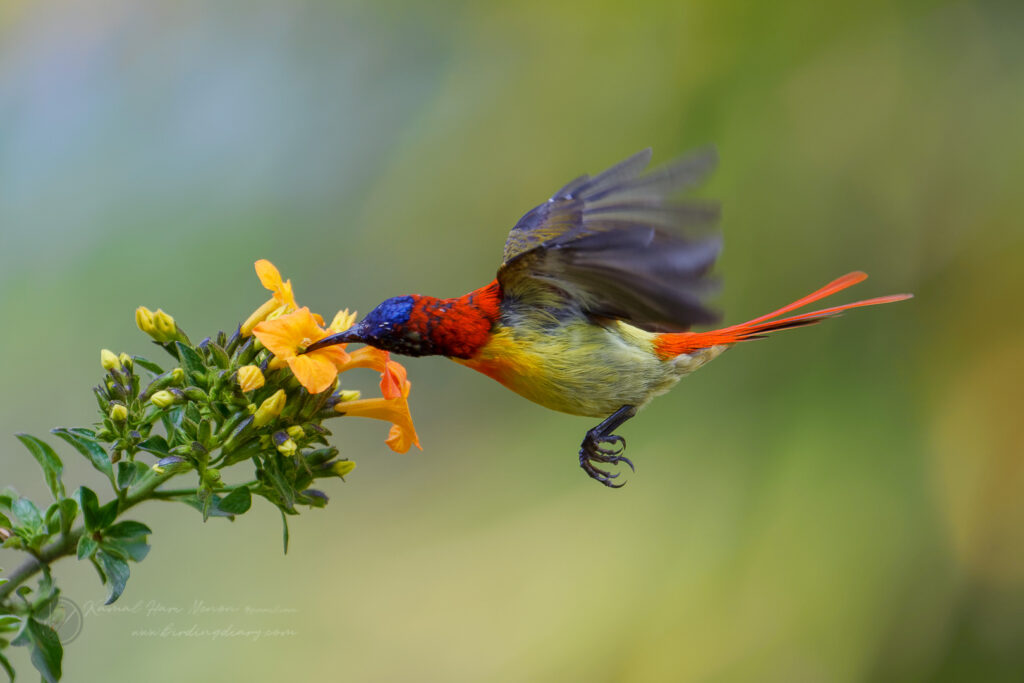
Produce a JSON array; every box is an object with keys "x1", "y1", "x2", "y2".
[{"x1": 579, "y1": 432, "x2": 635, "y2": 488}]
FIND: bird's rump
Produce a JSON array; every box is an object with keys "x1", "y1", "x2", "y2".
[{"x1": 498, "y1": 147, "x2": 723, "y2": 332}]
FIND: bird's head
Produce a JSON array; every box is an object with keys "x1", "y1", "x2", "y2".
[{"x1": 304, "y1": 295, "x2": 439, "y2": 357}]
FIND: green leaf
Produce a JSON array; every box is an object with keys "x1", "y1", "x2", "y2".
[
  {"x1": 115, "y1": 461, "x2": 150, "y2": 490},
  {"x1": 0, "y1": 650, "x2": 15, "y2": 683},
  {"x1": 174, "y1": 342, "x2": 206, "y2": 380},
  {"x1": 102, "y1": 539, "x2": 150, "y2": 563},
  {"x1": 136, "y1": 435, "x2": 172, "y2": 458},
  {"x1": 96, "y1": 500, "x2": 118, "y2": 531},
  {"x1": 179, "y1": 494, "x2": 234, "y2": 519},
  {"x1": 52, "y1": 428, "x2": 112, "y2": 479},
  {"x1": 95, "y1": 550, "x2": 130, "y2": 604},
  {"x1": 0, "y1": 511, "x2": 10, "y2": 529},
  {"x1": 132, "y1": 356, "x2": 165, "y2": 375},
  {"x1": 76, "y1": 487, "x2": 101, "y2": 532},
  {"x1": 103, "y1": 521, "x2": 152, "y2": 540},
  {"x1": 12, "y1": 498, "x2": 43, "y2": 533},
  {"x1": 77, "y1": 535, "x2": 99, "y2": 560},
  {"x1": 280, "y1": 508, "x2": 290, "y2": 555},
  {"x1": 217, "y1": 487, "x2": 252, "y2": 515},
  {"x1": 15, "y1": 434, "x2": 64, "y2": 501},
  {"x1": 12, "y1": 617, "x2": 62, "y2": 683}
]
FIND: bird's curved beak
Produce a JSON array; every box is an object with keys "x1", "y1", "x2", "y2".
[{"x1": 303, "y1": 323, "x2": 366, "y2": 354}]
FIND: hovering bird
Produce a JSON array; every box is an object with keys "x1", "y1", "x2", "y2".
[{"x1": 306, "y1": 148, "x2": 911, "y2": 487}]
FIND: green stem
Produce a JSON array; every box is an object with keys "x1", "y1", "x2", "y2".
[{"x1": 0, "y1": 471, "x2": 181, "y2": 604}]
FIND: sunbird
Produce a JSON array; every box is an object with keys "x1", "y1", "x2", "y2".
[{"x1": 307, "y1": 148, "x2": 912, "y2": 487}]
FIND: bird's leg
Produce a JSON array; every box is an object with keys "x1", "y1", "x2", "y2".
[{"x1": 579, "y1": 405, "x2": 637, "y2": 488}]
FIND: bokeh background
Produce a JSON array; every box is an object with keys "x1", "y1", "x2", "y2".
[{"x1": 2, "y1": 0, "x2": 1022, "y2": 680}]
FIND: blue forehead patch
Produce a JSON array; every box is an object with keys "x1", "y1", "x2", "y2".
[{"x1": 366, "y1": 296, "x2": 415, "y2": 326}]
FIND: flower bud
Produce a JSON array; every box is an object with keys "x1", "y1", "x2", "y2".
[
  {"x1": 337, "y1": 390, "x2": 361, "y2": 402},
  {"x1": 152, "y1": 309, "x2": 177, "y2": 342},
  {"x1": 253, "y1": 389, "x2": 286, "y2": 427},
  {"x1": 150, "y1": 390, "x2": 177, "y2": 408},
  {"x1": 100, "y1": 349, "x2": 121, "y2": 371},
  {"x1": 170, "y1": 368, "x2": 185, "y2": 385},
  {"x1": 109, "y1": 403, "x2": 129, "y2": 422},
  {"x1": 241, "y1": 298, "x2": 280, "y2": 337},
  {"x1": 136, "y1": 306, "x2": 157, "y2": 335},
  {"x1": 237, "y1": 365, "x2": 265, "y2": 392},
  {"x1": 152, "y1": 455, "x2": 188, "y2": 475},
  {"x1": 286, "y1": 425, "x2": 305, "y2": 440},
  {"x1": 203, "y1": 468, "x2": 222, "y2": 487},
  {"x1": 118, "y1": 352, "x2": 133, "y2": 370},
  {"x1": 276, "y1": 438, "x2": 297, "y2": 457},
  {"x1": 332, "y1": 460, "x2": 356, "y2": 478}
]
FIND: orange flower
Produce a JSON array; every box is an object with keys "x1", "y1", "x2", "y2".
[
  {"x1": 253, "y1": 307, "x2": 350, "y2": 394},
  {"x1": 242, "y1": 260, "x2": 319, "y2": 335},
  {"x1": 335, "y1": 359, "x2": 421, "y2": 453}
]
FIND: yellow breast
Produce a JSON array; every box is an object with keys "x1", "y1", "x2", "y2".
[{"x1": 452, "y1": 319, "x2": 684, "y2": 418}]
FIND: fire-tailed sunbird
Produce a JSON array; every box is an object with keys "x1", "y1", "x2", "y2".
[{"x1": 307, "y1": 148, "x2": 912, "y2": 487}]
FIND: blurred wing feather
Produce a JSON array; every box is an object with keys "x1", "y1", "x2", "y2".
[{"x1": 498, "y1": 147, "x2": 722, "y2": 332}]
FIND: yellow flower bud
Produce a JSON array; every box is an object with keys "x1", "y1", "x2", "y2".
[
  {"x1": 276, "y1": 438, "x2": 297, "y2": 457},
  {"x1": 100, "y1": 349, "x2": 121, "y2": 371},
  {"x1": 150, "y1": 390, "x2": 176, "y2": 408},
  {"x1": 136, "y1": 306, "x2": 157, "y2": 335},
  {"x1": 253, "y1": 389, "x2": 286, "y2": 427},
  {"x1": 109, "y1": 403, "x2": 129, "y2": 422},
  {"x1": 237, "y1": 365, "x2": 265, "y2": 392},
  {"x1": 337, "y1": 390, "x2": 361, "y2": 402},
  {"x1": 118, "y1": 352, "x2": 133, "y2": 370},
  {"x1": 152, "y1": 309, "x2": 177, "y2": 342},
  {"x1": 170, "y1": 368, "x2": 185, "y2": 385},
  {"x1": 286, "y1": 425, "x2": 305, "y2": 440},
  {"x1": 241, "y1": 298, "x2": 280, "y2": 337},
  {"x1": 332, "y1": 460, "x2": 356, "y2": 477}
]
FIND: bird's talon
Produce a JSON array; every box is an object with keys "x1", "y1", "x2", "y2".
[{"x1": 579, "y1": 431, "x2": 633, "y2": 487}]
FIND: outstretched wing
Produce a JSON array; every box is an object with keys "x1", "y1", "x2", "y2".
[{"x1": 498, "y1": 147, "x2": 722, "y2": 332}]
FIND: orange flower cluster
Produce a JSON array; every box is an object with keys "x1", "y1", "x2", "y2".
[{"x1": 245, "y1": 260, "x2": 420, "y2": 453}]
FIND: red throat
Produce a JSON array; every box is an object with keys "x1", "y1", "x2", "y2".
[{"x1": 406, "y1": 280, "x2": 502, "y2": 358}]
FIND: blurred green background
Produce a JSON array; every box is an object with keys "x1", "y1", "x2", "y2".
[{"x1": 2, "y1": 0, "x2": 1022, "y2": 680}]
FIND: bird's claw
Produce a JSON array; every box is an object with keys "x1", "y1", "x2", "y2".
[{"x1": 579, "y1": 433, "x2": 635, "y2": 488}]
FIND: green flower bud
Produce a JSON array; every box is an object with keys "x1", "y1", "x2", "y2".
[
  {"x1": 203, "y1": 468, "x2": 222, "y2": 487},
  {"x1": 170, "y1": 368, "x2": 186, "y2": 385},
  {"x1": 109, "y1": 403, "x2": 129, "y2": 422},
  {"x1": 118, "y1": 352, "x2": 133, "y2": 370},
  {"x1": 100, "y1": 349, "x2": 121, "y2": 371},
  {"x1": 253, "y1": 389, "x2": 286, "y2": 427},
  {"x1": 150, "y1": 390, "x2": 177, "y2": 408}
]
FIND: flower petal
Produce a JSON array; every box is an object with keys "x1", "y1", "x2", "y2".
[
  {"x1": 286, "y1": 353, "x2": 338, "y2": 394},
  {"x1": 335, "y1": 395, "x2": 419, "y2": 452},
  {"x1": 337, "y1": 346, "x2": 389, "y2": 373},
  {"x1": 328, "y1": 309, "x2": 358, "y2": 333},
  {"x1": 253, "y1": 307, "x2": 322, "y2": 359},
  {"x1": 255, "y1": 259, "x2": 284, "y2": 293},
  {"x1": 385, "y1": 423, "x2": 421, "y2": 453},
  {"x1": 254, "y1": 259, "x2": 297, "y2": 308},
  {"x1": 380, "y1": 360, "x2": 409, "y2": 400}
]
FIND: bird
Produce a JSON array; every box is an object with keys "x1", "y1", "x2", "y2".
[{"x1": 305, "y1": 148, "x2": 912, "y2": 487}]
